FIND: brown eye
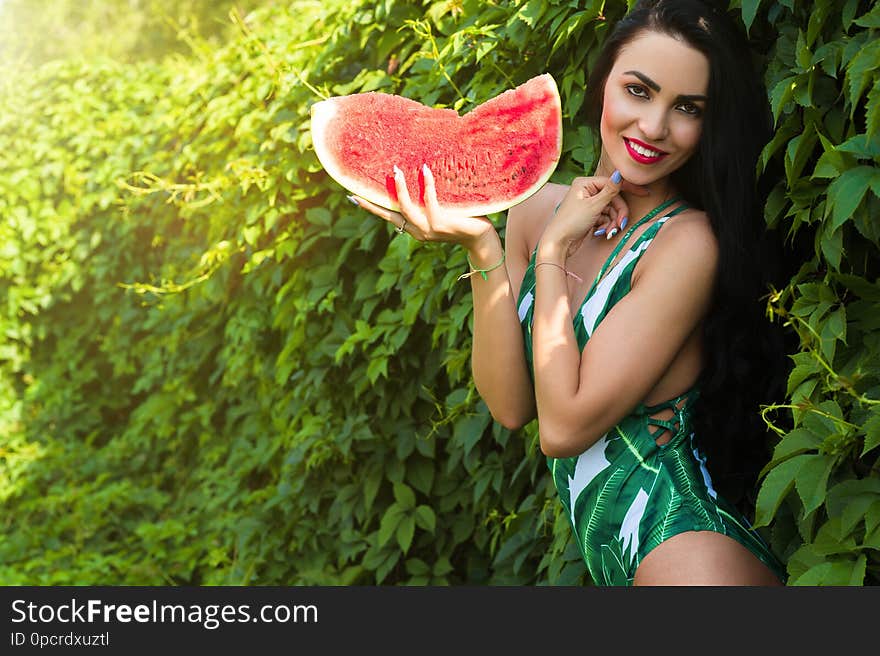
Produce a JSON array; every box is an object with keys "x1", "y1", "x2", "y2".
[
  {"x1": 625, "y1": 84, "x2": 649, "y2": 99},
  {"x1": 678, "y1": 102, "x2": 702, "y2": 116}
]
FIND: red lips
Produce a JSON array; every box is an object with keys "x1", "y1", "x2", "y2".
[{"x1": 624, "y1": 137, "x2": 668, "y2": 164}]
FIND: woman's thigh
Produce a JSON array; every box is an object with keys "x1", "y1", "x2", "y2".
[{"x1": 633, "y1": 530, "x2": 784, "y2": 586}]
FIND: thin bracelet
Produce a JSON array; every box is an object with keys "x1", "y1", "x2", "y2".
[
  {"x1": 458, "y1": 252, "x2": 506, "y2": 281},
  {"x1": 535, "y1": 261, "x2": 583, "y2": 283}
]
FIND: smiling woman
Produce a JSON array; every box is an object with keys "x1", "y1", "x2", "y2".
[
  {"x1": 521, "y1": 0, "x2": 790, "y2": 586},
  {"x1": 598, "y1": 33, "x2": 708, "y2": 185},
  {"x1": 350, "y1": 0, "x2": 790, "y2": 587}
]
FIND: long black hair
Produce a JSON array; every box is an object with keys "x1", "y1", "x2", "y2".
[{"x1": 585, "y1": 0, "x2": 797, "y2": 510}]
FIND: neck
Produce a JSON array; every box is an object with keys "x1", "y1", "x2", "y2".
[{"x1": 624, "y1": 184, "x2": 677, "y2": 221}]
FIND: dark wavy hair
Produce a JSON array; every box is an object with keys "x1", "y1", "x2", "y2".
[{"x1": 585, "y1": 0, "x2": 797, "y2": 509}]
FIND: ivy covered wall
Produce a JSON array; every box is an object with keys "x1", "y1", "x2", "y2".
[{"x1": 0, "y1": 0, "x2": 877, "y2": 585}]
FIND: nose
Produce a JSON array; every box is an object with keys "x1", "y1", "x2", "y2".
[{"x1": 639, "y1": 106, "x2": 669, "y2": 141}]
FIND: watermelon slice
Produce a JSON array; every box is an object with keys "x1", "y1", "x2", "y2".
[{"x1": 310, "y1": 74, "x2": 562, "y2": 217}]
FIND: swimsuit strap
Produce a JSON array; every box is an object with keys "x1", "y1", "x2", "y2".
[{"x1": 588, "y1": 196, "x2": 687, "y2": 297}]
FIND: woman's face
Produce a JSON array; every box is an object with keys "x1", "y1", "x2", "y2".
[{"x1": 599, "y1": 30, "x2": 709, "y2": 189}]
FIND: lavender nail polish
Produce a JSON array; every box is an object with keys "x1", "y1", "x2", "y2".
[
  {"x1": 610, "y1": 170, "x2": 622, "y2": 184},
  {"x1": 594, "y1": 227, "x2": 607, "y2": 237},
  {"x1": 346, "y1": 195, "x2": 359, "y2": 206},
  {"x1": 620, "y1": 216, "x2": 628, "y2": 230}
]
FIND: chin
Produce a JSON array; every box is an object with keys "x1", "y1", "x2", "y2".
[{"x1": 616, "y1": 163, "x2": 665, "y2": 187}]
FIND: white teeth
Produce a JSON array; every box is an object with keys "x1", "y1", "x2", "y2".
[{"x1": 628, "y1": 140, "x2": 662, "y2": 158}]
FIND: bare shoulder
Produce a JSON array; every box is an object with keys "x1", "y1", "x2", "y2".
[
  {"x1": 505, "y1": 182, "x2": 569, "y2": 258},
  {"x1": 650, "y1": 208, "x2": 718, "y2": 271},
  {"x1": 633, "y1": 207, "x2": 718, "y2": 296}
]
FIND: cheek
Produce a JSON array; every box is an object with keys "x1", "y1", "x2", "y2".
[
  {"x1": 599, "y1": 90, "x2": 627, "y2": 143},
  {"x1": 675, "y1": 120, "x2": 703, "y2": 155}
]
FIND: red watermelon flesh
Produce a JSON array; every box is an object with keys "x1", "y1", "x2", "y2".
[{"x1": 310, "y1": 74, "x2": 562, "y2": 217}]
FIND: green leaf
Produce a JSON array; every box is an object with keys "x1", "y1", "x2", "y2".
[
  {"x1": 867, "y1": 501, "x2": 880, "y2": 535},
  {"x1": 396, "y1": 515, "x2": 415, "y2": 554},
  {"x1": 803, "y1": 400, "x2": 844, "y2": 437},
  {"x1": 863, "y1": 523, "x2": 880, "y2": 551},
  {"x1": 794, "y1": 454, "x2": 836, "y2": 514},
  {"x1": 375, "y1": 551, "x2": 400, "y2": 584},
  {"x1": 811, "y1": 149, "x2": 846, "y2": 179},
  {"x1": 825, "y1": 478, "x2": 880, "y2": 534},
  {"x1": 755, "y1": 455, "x2": 810, "y2": 527},
  {"x1": 826, "y1": 306, "x2": 847, "y2": 343},
  {"x1": 378, "y1": 505, "x2": 405, "y2": 546},
  {"x1": 844, "y1": 0, "x2": 863, "y2": 30},
  {"x1": 392, "y1": 482, "x2": 416, "y2": 509},
  {"x1": 867, "y1": 83, "x2": 880, "y2": 139},
  {"x1": 366, "y1": 355, "x2": 388, "y2": 383},
  {"x1": 862, "y1": 409, "x2": 880, "y2": 456},
  {"x1": 769, "y1": 427, "x2": 823, "y2": 469},
  {"x1": 818, "y1": 222, "x2": 843, "y2": 272},
  {"x1": 785, "y1": 128, "x2": 818, "y2": 186},
  {"x1": 407, "y1": 458, "x2": 435, "y2": 495},
  {"x1": 825, "y1": 165, "x2": 878, "y2": 232},
  {"x1": 405, "y1": 558, "x2": 430, "y2": 576},
  {"x1": 836, "y1": 134, "x2": 880, "y2": 159},
  {"x1": 362, "y1": 467, "x2": 382, "y2": 516},
  {"x1": 515, "y1": 1, "x2": 545, "y2": 28},
  {"x1": 811, "y1": 132, "x2": 855, "y2": 179},
  {"x1": 786, "y1": 359, "x2": 821, "y2": 396},
  {"x1": 305, "y1": 206, "x2": 332, "y2": 227},
  {"x1": 819, "y1": 307, "x2": 846, "y2": 361},
  {"x1": 832, "y1": 273, "x2": 880, "y2": 301},
  {"x1": 791, "y1": 555, "x2": 866, "y2": 586},
  {"x1": 813, "y1": 42, "x2": 843, "y2": 78},
  {"x1": 795, "y1": 29, "x2": 811, "y2": 72},
  {"x1": 763, "y1": 183, "x2": 788, "y2": 227},
  {"x1": 769, "y1": 76, "x2": 797, "y2": 125},
  {"x1": 433, "y1": 556, "x2": 454, "y2": 576},
  {"x1": 845, "y1": 39, "x2": 880, "y2": 110},
  {"x1": 452, "y1": 411, "x2": 490, "y2": 456},
  {"x1": 812, "y1": 517, "x2": 859, "y2": 555},
  {"x1": 855, "y1": 2, "x2": 880, "y2": 28},
  {"x1": 806, "y1": 3, "x2": 833, "y2": 47},
  {"x1": 740, "y1": 0, "x2": 762, "y2": 35},
  {"x1": 414, "y1": 504, "x2": 436, "y2": 533}
]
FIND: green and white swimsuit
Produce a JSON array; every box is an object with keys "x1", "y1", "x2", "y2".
[{"x1": 516, "y1": 199, "x2": 787, "y2": 586}]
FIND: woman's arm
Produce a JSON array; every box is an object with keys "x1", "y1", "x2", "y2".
[
  {"x1": 467, "y1": 185, "x2": 569, "y2": 429},
  {"x1": 532, "y1": 213, "x2": 718, "y2": 457},
  {"x1": 464, "y1": 225, "x2": 536, "y2": 429},
  {"x1": 351, "y1": 165, "x2": 543, "y2": 430}
]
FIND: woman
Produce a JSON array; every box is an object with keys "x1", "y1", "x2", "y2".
[{"x1": 350, "y1": 0, "x2": 788, "y2": 586}]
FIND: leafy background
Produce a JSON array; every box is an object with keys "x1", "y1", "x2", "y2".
[{"x1": 0, "y1": 0, "x2": 877, "y2": 585}]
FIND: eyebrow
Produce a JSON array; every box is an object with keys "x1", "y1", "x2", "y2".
[{"x1": 623, "y1": 70, "x2": 708, "y2": 103}]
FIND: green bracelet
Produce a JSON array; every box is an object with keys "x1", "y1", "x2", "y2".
[{"x1": 458, "y1": 252, "x2": 506, "y2": 281}]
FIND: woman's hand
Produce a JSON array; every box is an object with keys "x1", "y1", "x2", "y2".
[
  {"x1": 539, "y1": 171, "x2": 649, "y2": 259},
  {"x1": 348, "y1": 163, "x2": 496, "y2": 251}
]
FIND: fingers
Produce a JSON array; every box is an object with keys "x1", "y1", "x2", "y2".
[
  {"x1": 392, "y1": 165, "x2": 418, "y2": 217},
  {"x1": 347, "y1": 194, "x2": 410, "y2": 233},
  {"x1": 350, "y1": 164, "x2": 425, "y2": 237},
  {"x1": 351, "y1": 164, "x2": 494, "y2": 245},
  {"x1": 420, "y1": 163, "x2": 441, "y2": 217},
  {"x1": 609, "y1": 194, "x2": 630, "y2": 230}
]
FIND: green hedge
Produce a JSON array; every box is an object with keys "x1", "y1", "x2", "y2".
[{"x1": 0, "y1": 0, "x2": 877, "y2": 585}]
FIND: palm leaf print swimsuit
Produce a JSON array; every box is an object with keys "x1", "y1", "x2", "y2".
[{"x1": 516, "y1": 197, "x2": 787, "y2": 586}]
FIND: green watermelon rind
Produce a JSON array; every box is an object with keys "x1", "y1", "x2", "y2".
[{"x1": 310, "y1": 74, "x2": 562, "y2": 218}]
